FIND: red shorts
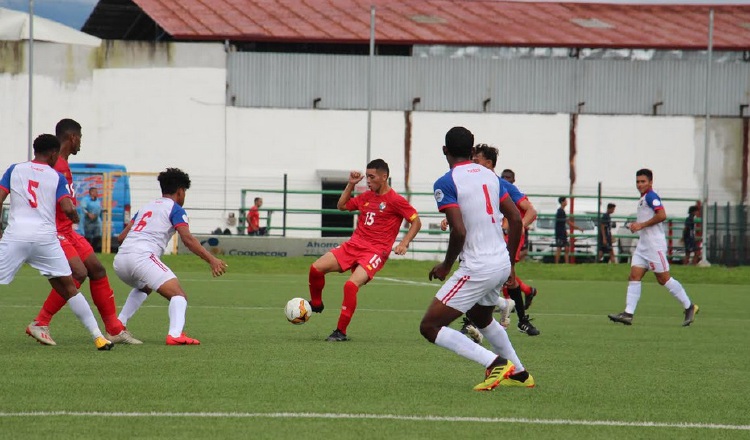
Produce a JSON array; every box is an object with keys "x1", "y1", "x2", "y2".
[
  {"x1": 58, "y1": 230, "x2": 94, "y2": 261},
  {"x1": 330, "y1": 241, "x2": 389, "y2": 280},
  {"x1": 504, "y1": 232, "x2": 526, "y2": 263}
]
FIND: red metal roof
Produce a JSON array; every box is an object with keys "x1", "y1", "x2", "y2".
[{"x1": 131, "y1": 0, "x2": 750, "y2": 49}]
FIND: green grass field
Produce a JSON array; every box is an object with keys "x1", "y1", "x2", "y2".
[{"x1": 1, "y1": 256, "x2": 749, "y2": 439}]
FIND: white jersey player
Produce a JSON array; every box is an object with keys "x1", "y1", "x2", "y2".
[
  {"x1": 0, "y1": 134, "x2": 113, "y2": 350},
  {"x1": 419, "y1": 126, "x2": 534, "y2": 391},
  {"x1": 608, "y1": 168, "x2": 698, "y2": 326},
  {"x1": 113, "y1": 168, "x2": 227, "y2": 345}
]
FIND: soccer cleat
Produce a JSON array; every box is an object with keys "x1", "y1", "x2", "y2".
[
  {"x1": 518, "y1": 316, "x2": 540, "y2": 336},
  {"x1": 682, "y1": 304, "x2": 699, "y2": 327},
  {"x1": 473, "y1": 358, "x2": 515, "y2": 391},
  {"x1": 107, "y1": 329, "x2": 143, "y2": 345},
  {"x1": 502, "y1": 371, "x2": 536, "y2": 388},
  {"x1": 525, "y1": 287, "x2": 538, "y2": 310},
  {"x1": 326, "y1": 329, "x2": 349, "y2": 342},
  {"x1": 459, "y1": 317, "x2": 483, "y2": 344},
  {"x1": 496, "y1": 298, "x2": 515, "y2": 328},
  {"x1": 166, "y1": 333, "x2": 201, "y2": 345},
  {"x1": 310, "y1": 301, "x2": 325, "y2": 313},
  {"x1": 25, "y1": 321, "x2": 57, "y2": 346},
  {"x1": 608, "y1": 312, "x2": 634, "y2": 325},
  {"x1": 94, "y1": 336, "x2": 114, "y2": 351}
]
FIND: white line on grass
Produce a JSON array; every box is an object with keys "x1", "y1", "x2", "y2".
[
  {"x1": 377, "y1": 277, "x2": 436, "y2": 287},
  {"x1": 0, "y1": 411, "x2": 747, "y2": 431}
]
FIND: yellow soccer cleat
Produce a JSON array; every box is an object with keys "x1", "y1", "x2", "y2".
[
  {"x1": 94, "y1": 336, "x2": 114, "y2": 351},
  {"x1": 473, "y1": 359, "x2": 515, "y2": 391},
  {"x1": 501, "y1": 371, "x2": 536, "y2": 388}
]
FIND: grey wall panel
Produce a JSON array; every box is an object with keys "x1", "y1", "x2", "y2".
[{"x1": 227, "y1": 52, "x2": 750, "y2": 116}]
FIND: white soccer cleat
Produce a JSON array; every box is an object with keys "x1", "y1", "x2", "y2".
[
  {"x1": 495, "y1": 298, "x2": 515, "y2": 328},
  {"x1": 107, "y1": 329, "x2": 143, "y2": 345},
  {"x1": 26, "y1": 321, "x2": 57, "y2": 346}
]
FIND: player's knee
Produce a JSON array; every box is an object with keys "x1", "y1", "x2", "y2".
[
  {"x1": 71, "y1": 267, "x2": 88, "y2": 283},
  {"x1": 86, "y1": 262, "x2": 107, "y2": 280},
  {"x1": 419, "y1": 320, "x2": 438, "y2": 343}
]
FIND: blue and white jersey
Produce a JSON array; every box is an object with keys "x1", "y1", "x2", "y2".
[
  {"x1": 0, "y1": 161, "x2": 70, "y2": 242},
  {"x1": 499, "y1": 178, "x2": 526, "y2": 206},
  {"x1": 434, "y1": 161, "x2": 510, "y2": 271},
  {"x1": 118, "y1": 197, "x2": 188, "y2": 257},
  {"x1": 636, "y1": 190, "x2": 666, "y2": 251}
]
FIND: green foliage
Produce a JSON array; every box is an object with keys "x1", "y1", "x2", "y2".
[{"x1": 0, "y1": 256, "x2": 748, "y2": 439}]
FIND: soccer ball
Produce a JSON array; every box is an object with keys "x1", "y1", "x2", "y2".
[{"x1": 285, "y1": 298, "x2": 312, "y2": 325}]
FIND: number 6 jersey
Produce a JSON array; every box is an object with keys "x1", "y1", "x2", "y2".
[{"x1": 118, "y1": 197, "x2": 188, "y2": 257}]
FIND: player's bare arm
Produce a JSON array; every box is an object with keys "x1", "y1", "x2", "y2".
[
  {"x1": 336, "y1": 171, "x2": 364, "y2": 211},
  {"x1": 0, "y1": 188, "x2": 7, "y2": 239},
  {"x1": 393, "y1": 215, "x2": 422, "y2": 255},
  {"x1": 59, "y1": 197, "x2": 80, "y2": 224},
  {"x1": 500, "y1": 196, "x2": 522, "y2": 285},
  {"x1": 118, "y1": 221, "x2": 133, "y2": 244},
  {"x1": 176, "y1": 225, "x2": 228, "y2": 277},
  {"x1": 517, "y1": 199, "x2": 537, "y2": 229},
  {"x1": 630, "y1": 208, "x2": 666, "y2": 232},
  {"x1": 430, "y1": 207, "x2": 464, "y2": 281}
]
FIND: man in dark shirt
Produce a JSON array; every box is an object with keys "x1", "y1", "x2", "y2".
[
  {"x1": 554, "y1": 197, "x2": 584, "y2": 264},
  {"x1": 683, "y1": 205, "x2": 701, "y2": 265},
  {"x1": 598, "y1": 203, "x2": 616, "y2": 263}
]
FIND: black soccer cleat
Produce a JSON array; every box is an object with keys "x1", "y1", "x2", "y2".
[
  {"x1": 682, "y1": 304, "x2": 699, "y2": 327},
  {"x1": 608, "y1": 312, "x2": 633, "y2": 325},
  {"x1": 310, "y1": 301, "x2": 325, "y2": 313},
  {"x1": 518, "y1": 316, "x2": 540, "y2": 336},
  {"x1": 326, "y1": 329, "x2": 349, "y2": 342}
]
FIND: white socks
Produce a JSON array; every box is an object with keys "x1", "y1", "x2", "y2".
[
  {"x1": 118, "y1": 288, "x2": 149, "y2": 326},
  {"x1": 664, "y1": 277, "x2": 691, "y2": 309},
  {"x1": 66, "y1": 293, "x2": 104, "y2": 339},
  {"x1": 479, "y1": 319, "x2": 524, "y2": 372},
  {"x1": 167, "y1": 296, "x2": 188, "y2": 338},
  {"x1": 625, "y1": 281, "x2": 641, "y2": 314},
  {"x1": 434, "y1": 326, "x2": 497, "y2": 368}
]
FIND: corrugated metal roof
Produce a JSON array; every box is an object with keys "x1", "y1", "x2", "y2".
[{"x1": 128, "y1": 0, "x2": 750, "y2": 49}]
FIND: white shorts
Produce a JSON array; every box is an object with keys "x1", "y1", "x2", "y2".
[
  {"x1": 113, "y1": 252, "x2": 177, "y2": 291},
  {"x1": 434, "y1": 265, "x2": 511, "y2": 313},
  {"x1": 631, "y1": 246, "x2": 670, "y2": 273},
  {"x1": 0, "y1": 239, "x2": 72, "y2": 284}
]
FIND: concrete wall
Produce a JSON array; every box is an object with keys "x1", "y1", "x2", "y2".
[{"x1": 1, "y1": 41, "x2": 747, "y2": 238}]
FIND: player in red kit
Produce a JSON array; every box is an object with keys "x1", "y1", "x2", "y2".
[
  {"x1": 308, "y1": 159, "x2": 421, "y2": 341},
  {"x1": 25, "y1": 119, "x2": 140, "y2": 346}
]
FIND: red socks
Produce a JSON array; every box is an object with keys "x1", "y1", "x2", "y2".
[
  {"x1": 336, "y1": 281, "x2": 359, "y2": 335},
  {"x1": 308, "y1": 265, "x2": 325, "y2": 308},
  {"x1": 517, "y1": 277, "x2": 533, "y2": 295},
  {"x1": 34, "y1": 280, "x2": 78, "y2": 326},
  {"x1": 89, "y1": 277, "x2": 124, "y2": 335}
]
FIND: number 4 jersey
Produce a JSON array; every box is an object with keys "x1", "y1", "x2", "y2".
[
  {"x1": 0, "y1": 161, "x2": 70, "y2": 242},
  {"x1": 118, "y1": 197, "x2": 188, "y2": 257}
]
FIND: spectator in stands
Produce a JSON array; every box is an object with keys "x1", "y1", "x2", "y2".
[
  {"x1": 247, "y1": 197, "x2": 266, "y2": 236},
  {"x1": 80, "y1": 187, "x2": 102, "y2": 252},
  {"x1": 598, "y1": 203, "x2": 617, "y2": 264}
]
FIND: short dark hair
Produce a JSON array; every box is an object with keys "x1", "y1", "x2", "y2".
[
  {"x1": 558, "y1": 196, "x2": 566, "y2": 204},
  {"x1": 474, "y1": 144, "x2": 498, "y2": 168},
  {"x1": 158, "y1": 168, "x2": 191, "y2": 194},
  {"x1": 688, "y1": 205, "x2": 699, "y2": 215},
  {"x1": 607, "y1": 203, "x2": 616, "y2": 209},
  {"x1": 501, "y1": 169, "x2": 515, "y2": 178},
  {"x1": 636, "y1": 168, "x2": 653, "y2": 180},
  {"x1": 254, "y1": 197, "x2": 262, "y2": 203},
  {"x1": 367, "y1": 158, "x2": 390, "y2": 177},
  {"x1": 445, "y1": 127, "x2": 474, "y2": 158},
  {"x1": 33, "y1": 134, "x2": 61, "y2": 154},
  {"x1": 55, "y1": 118, "x2": 81, "y2": 140}
]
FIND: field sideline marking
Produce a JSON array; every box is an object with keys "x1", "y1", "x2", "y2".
[{"x1": 0, "y1": 411, "x2": 747, "y2": 430}]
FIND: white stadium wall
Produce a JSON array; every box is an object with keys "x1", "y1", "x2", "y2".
[{"x1": 1, "y1": 41, "x2": 747, "y2": 238}]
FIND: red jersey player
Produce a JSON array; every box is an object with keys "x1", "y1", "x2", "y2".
[
  {"x1": 308, "y1": 159, "x2": 421, "y2": 341},
  {"x1": 25, "y1": 119, "x2": 140, "y2": 346}
]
